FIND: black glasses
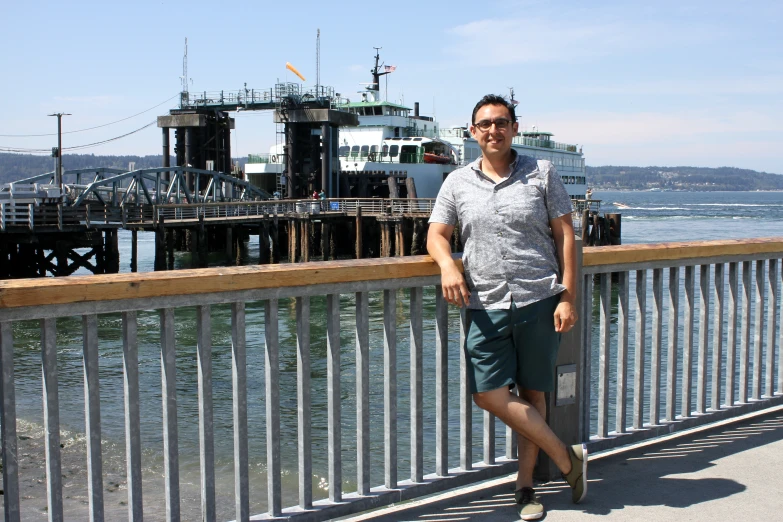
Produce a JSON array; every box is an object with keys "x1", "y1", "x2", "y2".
[{"x1": 473, "y1": 118, "x2": 512, "y2": 132}]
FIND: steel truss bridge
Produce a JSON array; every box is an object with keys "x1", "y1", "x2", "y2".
[{"x1": 7, "y1": 167, "x2": 272, "y2": 208}]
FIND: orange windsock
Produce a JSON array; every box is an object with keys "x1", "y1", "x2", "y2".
[{"x1": 286, "y1": 62, "x2": 306, "y2": 82}]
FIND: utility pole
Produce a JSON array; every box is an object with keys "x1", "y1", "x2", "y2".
[{"x1": 48, "y1": 112, "x2": 70, "y2": 193}]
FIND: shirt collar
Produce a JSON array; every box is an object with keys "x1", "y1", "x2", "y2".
[{"x1": 471, "y1": 149, "x2": 522, "y2": 178}]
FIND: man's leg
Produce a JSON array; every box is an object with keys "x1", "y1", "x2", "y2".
[
  {"x1": 473, "y1": 387, "x2": 571, "y2": 474},
  {"x1": 515, "y1": 388, "x2": 546, "y2": 490}
]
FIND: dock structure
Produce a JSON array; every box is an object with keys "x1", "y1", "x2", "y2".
[
  {"x1": 0, "y1": 237, "x2": 781, "y2": 520},
  {"x1": 0, "y1": 179, "x2": 439, "y2": 277}
]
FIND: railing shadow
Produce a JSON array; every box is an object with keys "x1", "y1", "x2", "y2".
[{"x1": 347, "y1": 409, "x2": 783, "y2": 521}]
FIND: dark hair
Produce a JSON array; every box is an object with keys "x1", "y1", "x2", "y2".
[{"x1": 471, "y1": 94, "x2": 517, "y2": 124}]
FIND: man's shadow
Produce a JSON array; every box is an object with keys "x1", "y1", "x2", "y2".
[{"x1": 531, "y1": 409, "x2": 782, "y2": 517}]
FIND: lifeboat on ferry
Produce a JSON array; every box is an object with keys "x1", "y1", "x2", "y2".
[{"x1": 423, "y1": 152, "x2": 451, "y2": 165}]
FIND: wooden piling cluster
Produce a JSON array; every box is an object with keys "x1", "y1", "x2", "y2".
[
  {"x1": 0, "y1": 228, "x2": 120, "y2": 278},
  {"x1": 149, "y1": 208, "x2": 435, "y2": 271},
  {"x1": 581, "y1": 210, "x2": 621, "y2": 247}
]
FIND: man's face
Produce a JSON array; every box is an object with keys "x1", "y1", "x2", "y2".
[{"x1": 470, "y1": 104, "x2": 518, "y2": 158}]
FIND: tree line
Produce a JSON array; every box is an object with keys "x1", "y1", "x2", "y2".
[{"x1": 585, "y1": 165, "x2": 783, "y2": 191}]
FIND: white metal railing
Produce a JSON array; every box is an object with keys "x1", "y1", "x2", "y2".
[
  {"x1": 154, "y1": 199, "x2": 437, "y2": 223},
  {"x1": 580, "y1": 239, "x2": 783, "y2": 451},
  {"x1": 0, "y1": 257, "x2": 522, "y2": 521},
  {"x1": 1, "y1": 239, "x2": 781, "y2": 520}
]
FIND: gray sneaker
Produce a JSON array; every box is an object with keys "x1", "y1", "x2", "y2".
[
  {"x1": 514, "y1": 487, "x2": 543, "y2": 520},
  {"x1": 562, "y1": 443, "x2": 588, "y2": 503}
]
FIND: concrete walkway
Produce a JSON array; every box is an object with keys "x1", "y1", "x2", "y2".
[{"x1": 343, "y1": 406, "x2": 783, "y2": 521}]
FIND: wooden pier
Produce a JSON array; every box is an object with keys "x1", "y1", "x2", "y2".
[{"x1": 0, "y1": 198, "x2": 441, "y2": 278}]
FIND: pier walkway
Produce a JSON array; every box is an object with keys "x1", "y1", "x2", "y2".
[{"x1": 343, "y1": 405, "x2": 783, "y2": 521}]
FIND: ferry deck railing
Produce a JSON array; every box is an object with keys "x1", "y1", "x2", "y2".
[{"x1": 0, "y1": 238, "x2": 782, "y2": 521}]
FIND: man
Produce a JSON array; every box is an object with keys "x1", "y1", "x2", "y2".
[{"x1": 427, "y1": 94, "x2": 587, "y2": 520}]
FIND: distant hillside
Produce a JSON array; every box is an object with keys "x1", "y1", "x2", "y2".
[
  {"x1": 3, "y1": 153, "x2": 781, "y2": 191},
  {"x1": 586, "y1": 166, "x2": 783, "y2": 191}
]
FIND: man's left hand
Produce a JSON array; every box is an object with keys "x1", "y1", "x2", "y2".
[{"x1": 554, "y1": 301, "x2": 578, "y2": 332}]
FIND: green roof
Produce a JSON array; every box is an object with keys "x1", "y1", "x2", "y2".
[{"x1": 338, "y1": 101, "x2": 411, "y2": 110}]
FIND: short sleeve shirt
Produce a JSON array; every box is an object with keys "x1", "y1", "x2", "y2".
[{"x1": 429, "y1": 153, "x2": 574, "y2": 310}]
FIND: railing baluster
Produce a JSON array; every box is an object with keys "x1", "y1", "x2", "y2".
[
  {"x1": 196, "y1": 305, "x2": 216, "y2": 521},
  {"x1": 726, "y1": 263, "x2": 739, "y2": 407},
  {"x1": 231, "y1": 302, "x2": 249, "y2": 521},
  {"x1": 506, "y1": 388, "x2": 517, "y2": 460},
  {"x1": 753, "y1": 260, "x2": 765, "y2": 400},
  {"x1": 355, "y1": 292, "x2": 370, "y2": 493},
  {"x1": 434, "y1": 289, "x2": 448, "y2": 476},
  {"x1": 41, "y1": 318, "x2": 63, "y2": 521},
  {"x1": 326, "y1": 293, "x2": 342, "y2": 501},
  {"x1": 779, "y1": 258, "x2": 783, "y2": 395},
  {"x1": 666, "y1": 267, "x2": 679, "y2": 422},
  {"x1": 121, "y1": 311, "x2": 143, "y2": 522},
  {"x1": 0, "y1": 322, "x2": 20, "y2": 522},
  {"x1": 82, "y1": 314, "x2": 104, "y2": 521},
  {"x1": 297, "y1": 297, "x2": 313, "y2": 507},
  {"x1": 651, "y1": 269, "x2": 663, "y2": 426},
  {"x1": 740, "y1": 261, "x2": 752, "y2": 403},
  {"x1": 581, "y1": 273, "x2": 594, "y2": 439},
  {"x1": 697, "y1": 265, "x2": 710, "y2": 414},
  {"x1": 383, "y1": 289, "x2": 398, "y2": 489},
  {"x1": 483, "y1": 409, "x2": 495, "y2": 464},
  {"x1": 766, "y1": 259, "x2": 777, "y2": 398},
  {"x1": 410, "y1": 287, "x2": 424, "y2": 482},
  {"x1": 459, "y1": 307, "x2": 472, "y2": 470},
  {"x1": 712, "y1": 264, "x2": 725, "y2": 410},
  {"x1": 683, "y1": 265, "x2": 695, "y2": 417},
  {"x1": 597, "y1": 273, "x2": 611, "y2": 437},
  {"x1": 616, "y1": 271, "x2": 629, "y2": 433},
  {"x1": 633, "y1": 270, "x2": 647, "y2": 430},
  {"x1": 265, "y1": 299, "x2": 282, "y2": 515},
  {"x1": 160, "y1": 308, "x2": 180, "y2": 521}
]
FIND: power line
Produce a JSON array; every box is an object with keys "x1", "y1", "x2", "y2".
[
  {"x1": 0, "y1": 121, "x2": 157, "y2": 154},
  {"x1": 0, "y1": 94, "x2": 178, "y2": 137}
]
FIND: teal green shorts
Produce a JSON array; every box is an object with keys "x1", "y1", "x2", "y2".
[{"x1": 465, "y1": 294, "x2": 561, "y2": 394}]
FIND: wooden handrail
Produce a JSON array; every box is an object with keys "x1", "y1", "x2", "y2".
[
  {"x1": 0, "y1": 256, "x2": 459, "y2": 309},
  {"x1": 2, "y1": 237, "x2": 782, "y2": 309},
  {"x1": 583, "y1": 237, "x2": 783, "y2": 266}
]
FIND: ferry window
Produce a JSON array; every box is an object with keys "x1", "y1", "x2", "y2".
[
  {"x1": 360, "y1": 145, "x2": 370, "y2": 157},
  {"x1": 400, "y1": 145, "x2": 418, "y2": 163},
  {"x1": 370, "y1": 145, "x2": 379, "y2": 153},
  {"x1": 374, "y1": 106, "x2": 382, "y2": 115},
  {"x1": 382, "y1": 145, "x2": 389, "y2": 157},
  {"x1": 339, "y1": 146, "x2": 349, "y2": 157},
  {"x1": 389, "y1": 145, "x2": 399, "y2": 157},
  {"x1": 351, "y1": 145, "x2": 360, "y2": 158}
]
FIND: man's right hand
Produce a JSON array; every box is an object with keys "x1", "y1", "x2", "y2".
[
  {"x1": 427, "y1": 222, "x2": 471, "y2": 307},
  {"x1": 441, "y1": 264, "x2": 471, "y2": 307}
]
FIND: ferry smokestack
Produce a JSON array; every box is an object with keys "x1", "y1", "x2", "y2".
[{"x1": 414, "y1": 102, "x2": 419, "y2": 117}]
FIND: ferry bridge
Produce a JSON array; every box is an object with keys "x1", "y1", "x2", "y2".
[{"x1": 0, "y1": 237, "x2": 781, "y2": 520}]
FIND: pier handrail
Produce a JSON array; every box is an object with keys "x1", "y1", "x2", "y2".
[{"x1": 1, "y1": 238, "x2": 782, "y2": 521}]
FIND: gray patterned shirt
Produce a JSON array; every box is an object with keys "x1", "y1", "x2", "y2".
[{"x1": 429, "y1": 152, "x2": 574, "y2": 310}]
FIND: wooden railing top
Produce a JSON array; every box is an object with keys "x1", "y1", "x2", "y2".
[
  {"x1": 0, "y1": 255, "x2": 457, "y2": 309},
  {"x1": 2, "y1": 237, "x2": 782, "y2": 310},
  {"x1": 583, "y1": 237, "x2": 783, "y2": 267}
]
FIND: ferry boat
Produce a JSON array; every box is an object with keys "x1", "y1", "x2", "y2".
[{"x1": 245, "y1": 52, "x2": 592, "y2": 210}]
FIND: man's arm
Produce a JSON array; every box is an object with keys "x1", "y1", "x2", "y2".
[
  {"x1": 427, "y1": 222, "x2": 471, "y2": 307},
  {"x1": 550, "y1": 213, "x2": 578, "y2": 332}
]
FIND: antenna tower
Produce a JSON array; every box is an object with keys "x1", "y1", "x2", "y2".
[
  {"x1": 316, "y1": 29, "x2": 321, "y2": 97},
  {"x1": 180, "y1": 38, "x2": 189, "y2": 107}
]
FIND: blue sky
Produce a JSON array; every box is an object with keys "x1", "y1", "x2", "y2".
[{"x1": 2, "y1": 0, "x2": 781, "y2": 173}]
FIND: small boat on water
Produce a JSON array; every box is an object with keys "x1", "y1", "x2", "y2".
[{"x1": 423, "y1": 152, "x2": 451, "y2": 165}]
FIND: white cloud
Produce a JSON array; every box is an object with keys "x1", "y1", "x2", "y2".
[{"x1": 444, "y1": 14, "x2": 718, "y2": 66}]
